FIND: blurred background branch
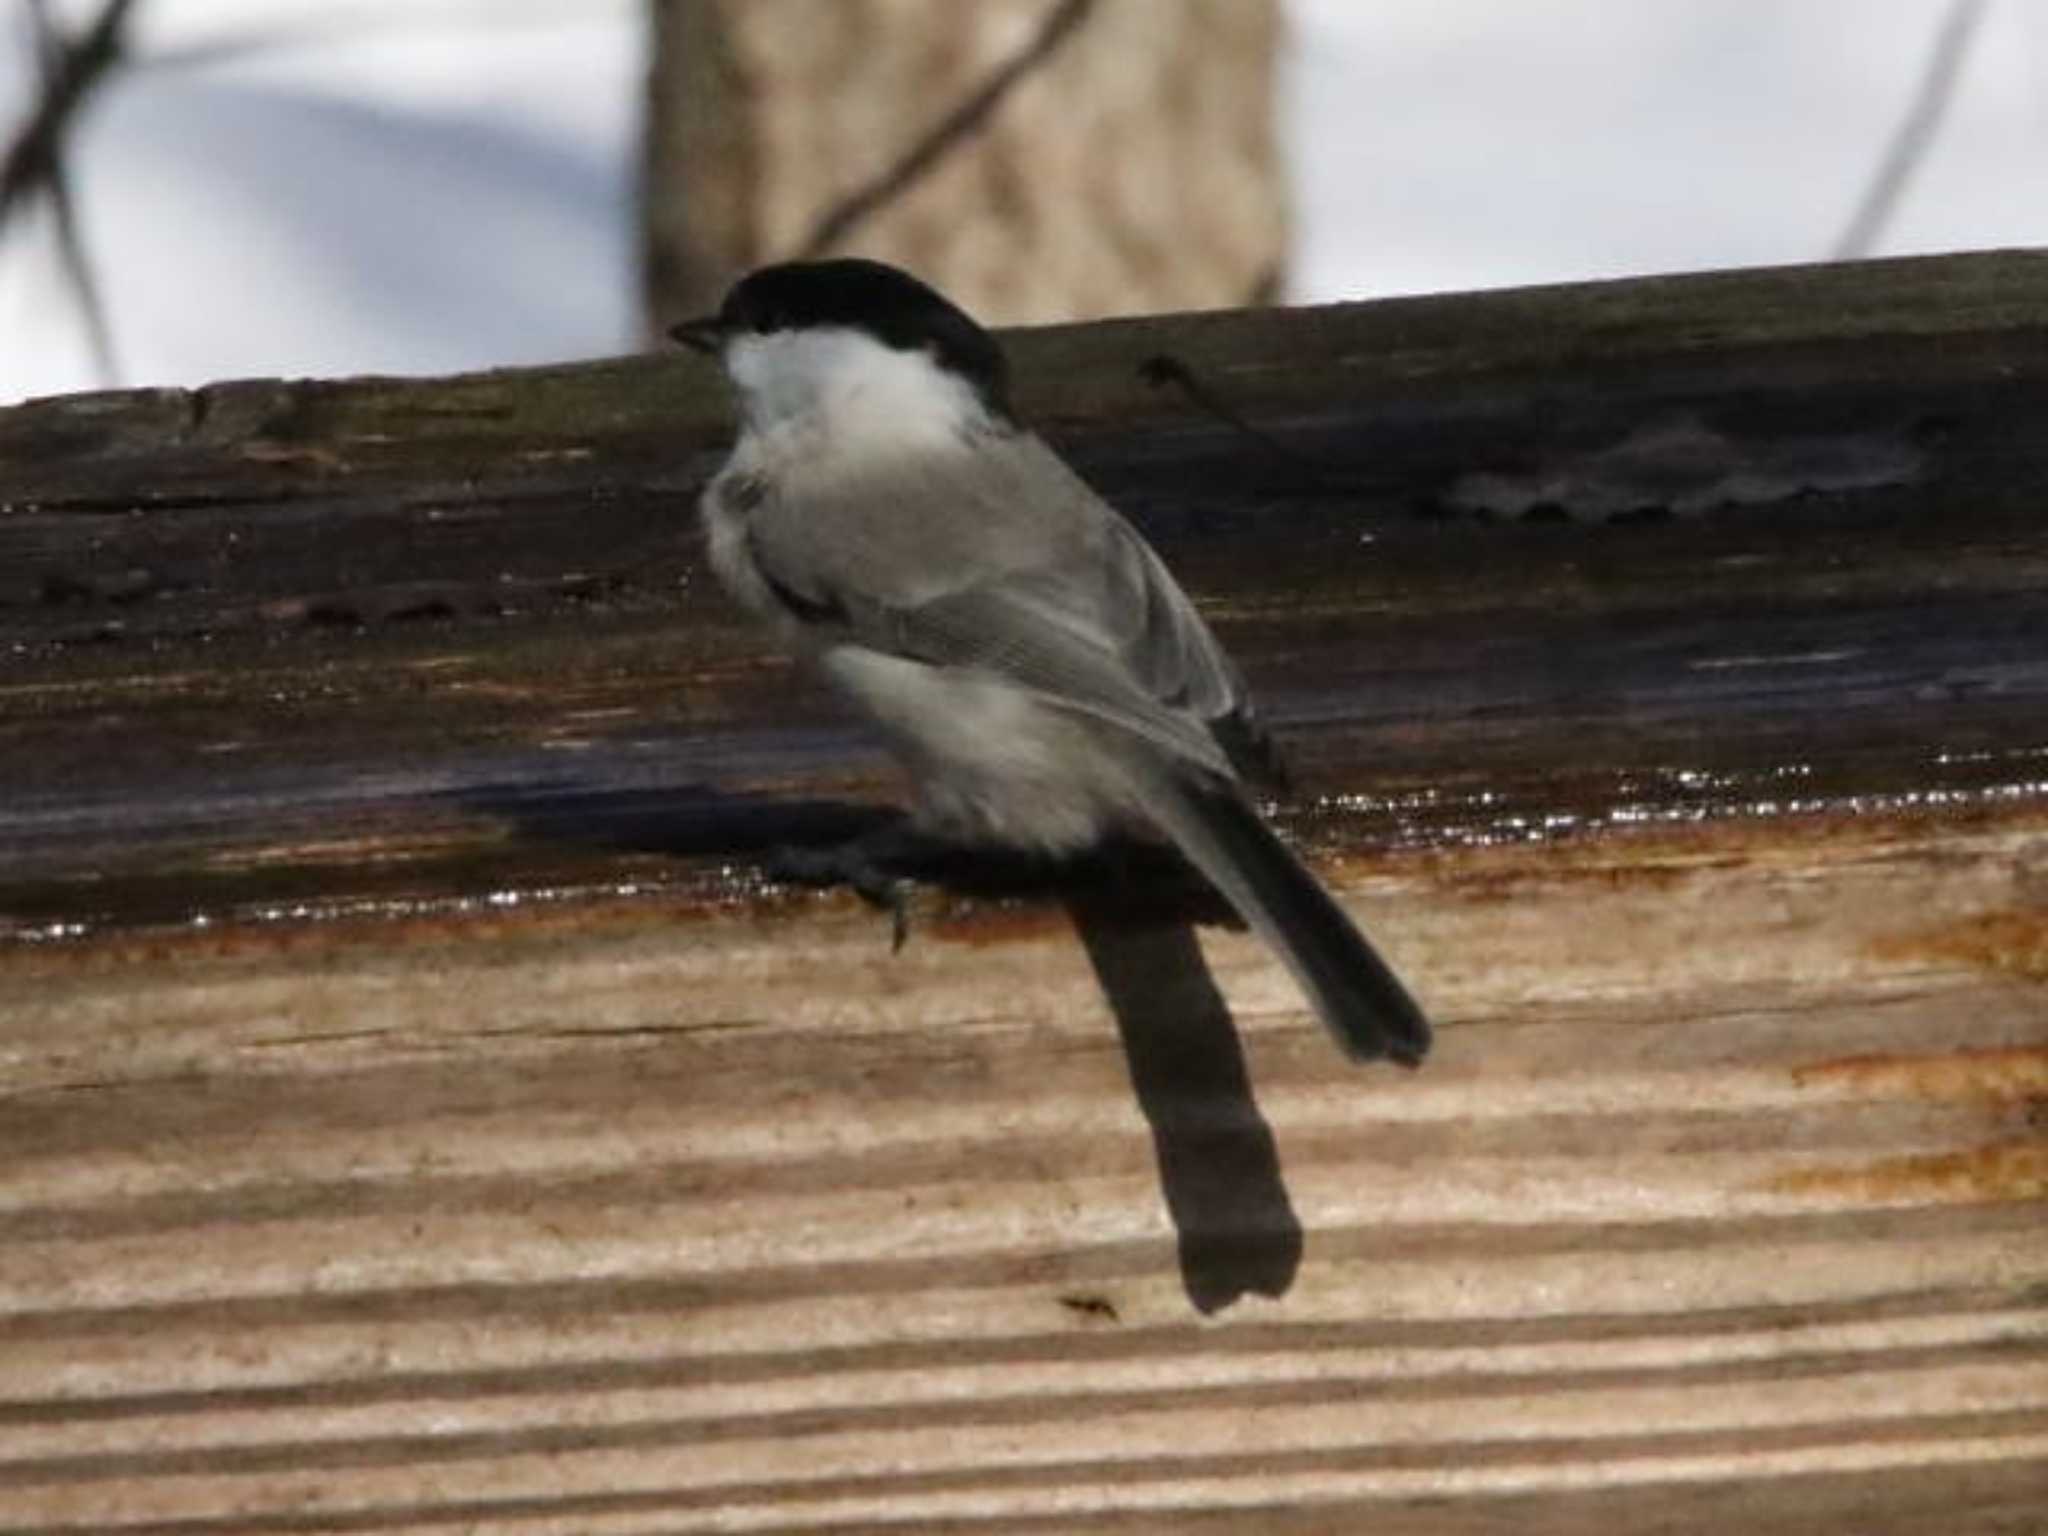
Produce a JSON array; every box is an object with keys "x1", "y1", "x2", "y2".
[
  {"x1": 1830, "y1": 0, "x2": 1987, "y2": 261},
  {"x1": 1, "y1": 0, "x2": 136, "y2": 229},
  {"x1": 796, "y1": 0, "x2": 1097, "y2": 257},
  {"x1": 3, "y1": 0, "x2": 137, "y2": 383}
]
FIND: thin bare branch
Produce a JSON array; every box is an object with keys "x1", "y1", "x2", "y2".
[
  {"x1": 4, "y1": 0, "x2": 137, "y2": 387},
  {"x1": 1831, "y1": 0, "x2": 1987, "y2": 261},
  {"x1": 43, "y1": 147, "x2": 120, "y2": 383},
  {"x1": 798, "y1": 0, "x2": 1097, "y2": 259},
  {"x1": 2, "y1": 0, "x2": 137, "y2": 228}
]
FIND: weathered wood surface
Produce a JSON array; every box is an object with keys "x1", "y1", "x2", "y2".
[{"x1": 1, "y1": 252, "x2": 2045, "y2": 1532}]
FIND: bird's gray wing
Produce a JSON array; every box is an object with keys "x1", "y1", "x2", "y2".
[{"x1": 742, "y1": 428, "x2": 1264, "y2": 778}]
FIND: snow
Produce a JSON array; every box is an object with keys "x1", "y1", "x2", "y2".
[
  {"x1": 3, "y1": 1, "x2": 640, "y2": 399},
  {"x1": 3, "y1": 0, "x2": 2044, "y2": 404},
  {"x1": 1285, "y1": 0, "x2": 2048, "y2": 297}
]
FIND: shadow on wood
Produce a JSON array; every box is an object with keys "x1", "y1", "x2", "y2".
[{"x1": 1069, "y1": 892, "x2": 1305, "y2": 1313}]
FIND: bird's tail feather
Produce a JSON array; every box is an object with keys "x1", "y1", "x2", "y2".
[{"x1": 1147, "y1": 771, "x2": 1431, "y2": 1066}]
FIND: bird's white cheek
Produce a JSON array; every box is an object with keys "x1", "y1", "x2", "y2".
[
  {"x1": 724, "y1": 328, "x2": 986, "y2": 451},
  {"x1": 723, "y1": 335, "x2": 811, "y2": 430}
]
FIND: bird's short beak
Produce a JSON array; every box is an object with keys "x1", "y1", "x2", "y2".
[{"x1": 668, "y1": 315, "x2": 726, "y2": 354}]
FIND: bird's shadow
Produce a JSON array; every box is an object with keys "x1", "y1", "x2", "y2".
[
  {"x1": 1062, "y1": 873, "x2": 1304, "y2": 1312},
  {"x1": 448, "y1": 777, "x2": 1302, "y2": 1313}
]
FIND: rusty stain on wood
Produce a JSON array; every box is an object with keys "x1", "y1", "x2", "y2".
[
  {"x1": 925, "y1": 900, "x2": 1079, "y2": 948},
  {"x1": 1, "y1": 253, "x2": 2045, "y2": 1532},
  {"x1": 1792, "y1": 1046, "x2": 2048, "y2": 1109},
  {"x1": 1874, "y1": 911, "x2": 2048, "y2": 983},
  {"x1": 1765, "y1": 1140, "x2": 2048, "y2": 1205}
]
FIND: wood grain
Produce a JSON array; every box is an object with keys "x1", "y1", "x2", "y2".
[{"x1": 1, "y1": 252, "x2": 2045, "y2": 1531}]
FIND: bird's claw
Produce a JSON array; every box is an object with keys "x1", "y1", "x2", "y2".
[{"x1": 765, "y1": 832, "x2": 920, "y2": 952}]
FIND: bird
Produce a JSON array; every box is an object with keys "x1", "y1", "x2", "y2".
[{"x1": 671, "y1": 258, "x2": 1430, "y2": 1067}]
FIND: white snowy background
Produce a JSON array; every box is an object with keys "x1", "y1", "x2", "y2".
[{"x1": 3, "y1": 0, "x2": 2043, "y2": 404}]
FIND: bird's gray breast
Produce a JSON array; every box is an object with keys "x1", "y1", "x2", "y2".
[{"x1": 699, "y1": 461, "x2": 785, "y2": 625}]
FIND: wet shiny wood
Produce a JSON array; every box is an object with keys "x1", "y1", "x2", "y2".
[{"x1": 1, "y1": 252, "x2": 2045, "y2": 1532}]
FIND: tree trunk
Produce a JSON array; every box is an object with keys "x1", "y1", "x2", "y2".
[{"x1": 641, "y1": 0, "x2": 1286, "y2": 330}]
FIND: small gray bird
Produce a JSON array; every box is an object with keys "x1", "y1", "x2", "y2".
[{"x1": 673, "y1": 259, "x2": 1429, "y2": 1066}]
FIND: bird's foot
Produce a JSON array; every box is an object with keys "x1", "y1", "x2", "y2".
[{"x1": 765, "y1": 820, "x2": 932, "y2": 952}]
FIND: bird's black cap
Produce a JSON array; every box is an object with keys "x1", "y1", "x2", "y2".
[{"x1": 669, "y1": 258, "x2": 1014, "y2": 420}]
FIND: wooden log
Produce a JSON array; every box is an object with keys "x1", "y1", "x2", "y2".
[{"x1": 0, "y1": 252, "x2": 2044, "y2": 1532}]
